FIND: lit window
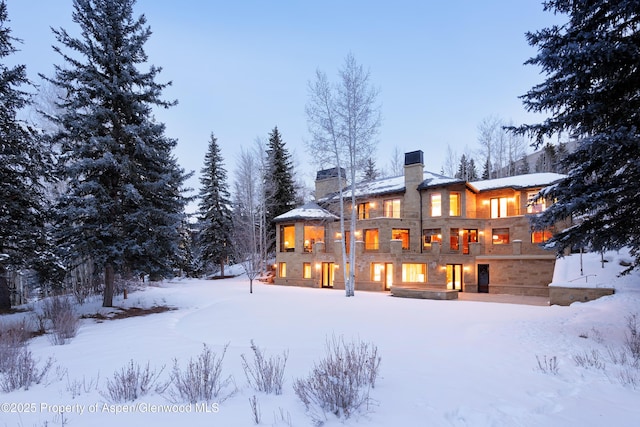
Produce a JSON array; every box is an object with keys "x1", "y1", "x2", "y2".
[
  {"x1": 357, "y1": 202, "x2": 370, "y2": 219},
  {"x1": 492, "y1": 228, "x2": 510, "y2": 244},
  {"x1": 392, "y1": 228, "x2": 410, "y2": 250},
  {"x1": 372, "y1": 263, "x2": 384, "y2": 281},
  {"x1": 422, "y1": 229, "x2": 442, "y2": 248},
  {"x1": 280, "y1": 225, "x2": 295, "y2": 252},
  {"x1": 383, "y1": 199, "x2": 401, "y2": 218},
  {"x1": 431, "y1": 193, "x2": 442, "y2": 217},
  {"x1": 450, "y1": 228, "x2": 460, "y2": 251},
  {"x1": 531, "y1": 229, "x2": 552, "y2": 243},
  {"x1": 278, "y1": 262, "x2": 287, "y2": 277},
  {"x1": 364, "y1": 229, "x2": 379, "y2": 251},
  {"x1": 303, "y1": 225, "x2": 324, "y2": 253},
  {"x1": 402, "y1": 264, "x2": 426, "y2": 283},
  {"x1": 527, "y1": 191, "x2": 547, "y2": 214},
  {"x1": 490, "y1": 197, "x2": 508, "y2": 218},
  {"x1": 303, "y1": 262, "x2": 311, "y2": 279},
  {"x1": 449, "y1": 192, "x2": 461, "y2": 216}
]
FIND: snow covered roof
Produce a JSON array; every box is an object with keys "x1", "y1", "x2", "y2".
[
  {"x1": 273, "y1": 201, "x2": 338, "y2": 222},
  {"x1": 470, "y1": 173, "x2": 566, "y2": 192},
  {"x1": 321, "y1": 170, "x2": 460, "y2": 201}
]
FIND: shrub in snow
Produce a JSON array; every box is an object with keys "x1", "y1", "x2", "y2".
[
  {"x1": 0, "y1": 347, "x2": 53, "y2": 392},
  {"x1": 293, "y1": 335, "x2": 381, "y2": 422},
  {"x1": 241, "y1": 340, "x2": 288, "y2": 395},
  {"x1": 572, "y1": 349, "x2": 605, "y2": 370},
  {"x1": 169, "y1": 343, "x2": 233, "y2": 403},
  {"x1": 103, "y1": 360, "x2": 167, "y2": 402},
  {"x1": 39, "y1": 295, "x2": 80, "y2": 345},
  {"x1": 0, "y1": 319, "x2": 31, "y2": 373},
  {"x1": 624, "y1": 313, "x2": 640, "y2": 365},
  {"x1": 535, "y1": 355, "x2": 559, "y2": 375}
]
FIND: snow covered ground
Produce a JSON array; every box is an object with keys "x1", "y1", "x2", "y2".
[{"x1": 1, "y1": 250, "x2": 639, "y2": 427}]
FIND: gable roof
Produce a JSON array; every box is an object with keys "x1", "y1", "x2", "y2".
[
  {"x1": 321, "y1": 170, "x2": 460, "y2": 201},
  {"x1": 470, "y1": 172, "x2": 566, "y2": 192},
  {"x1": 273, "y1": 201, "x2": 338, "y2": 222}
]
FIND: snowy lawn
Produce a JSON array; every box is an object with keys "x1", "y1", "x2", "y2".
[{"x1": 1, "y1": 252, "x2": 639, "y2": 427}]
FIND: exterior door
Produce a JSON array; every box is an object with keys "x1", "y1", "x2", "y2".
[
  {"x1": 321, "y1": 262, "x2": 334, "y2": 288},
  {"x1": 446, "y1": 264, "x2": 463, "y2": 291},
  {"x1": 478, "y1": 264, "x2": 489, "y2": 293},
  {"x1": 385, "y1": 263, "x2": 394, "y2": 290}
]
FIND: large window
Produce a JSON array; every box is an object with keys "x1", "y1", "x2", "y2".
[
  {"x1": 402, "y1": 264, "x2": 426, "y2": 283},
  {"x1": 527, "y1": 191, "x2": 546, "y2": 214},
  {"x1": 531, "y1": 229, "x2": 552, "y2": 244},
  {"x1": 280, "y1": 225, "x2": 295, "y2": 252},
  {"x1": 450, "y1": 228, "x2": 460, "y2": 251},
  {"x1": 364, "y1": 229, "x2": 379, "y2": 251},
  {"x1": 449, "y1": 192, "x2": 461, "y2": 216},
  {"x1": 392, "y1": 228, "x2": 410, "y2": 250},
  {"x1": 383, "y1": 199, "x2": 401, "y2": 218},
  {"x1": 303, "y1": 262, "x2": 311, "y2": 279},
  {"x1": 490, "y1": 197, "x2": 508, "y2": 218},
  {"x1": 357, "y1": 202, "x2": 370, "y2": 219},
  {"x1": 372, "y1": 263, "x2": 384, "y2": 282},
  {"x1": 423, "y1": 228, "x2": 442, "y2": 248},
  {"x1": 492, "y1": 228, "x2": 510, "y2": 244},
  {"x1": 303, "y1": 225, "x2": 324, "y2": 253},
  {"x1": 431, "y1": 193, "x2": 442, "y2": 217}
]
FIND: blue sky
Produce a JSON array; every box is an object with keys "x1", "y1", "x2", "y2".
[{"x1": 6, "y1": 0, "x2": 563, "y2": 211}]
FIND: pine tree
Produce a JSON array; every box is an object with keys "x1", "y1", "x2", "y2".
[
  {"x1": 0, "y1": 2, "x2": 52, "y2": 309},
  {"x1": 363, "y1": 157, "x2": 379, "y2": 181},
  {"x1": 515, "y1": 0, "x2": 640, "y2": 269},
  {"x1": 48, "y1": 0, "x2": 188, "y2": 307},
  {"x1": 264, "y1": 126, "x2": 296, "y2": 252},
  {"x1": 198, "y1": 134, "x2": 233, "y2": 277},
  {"x1": 467, "y1": 158, "x2": 479, "y2": 181},
  {"x1": 455, "y1": 154, "x2": 468, "y2": 180},
  {"x1": 518, "y1": 154, "x2": 530, "y2": 174},
  {"x1": 481, "y1": 158, "x2": 491, "y2": 180}
]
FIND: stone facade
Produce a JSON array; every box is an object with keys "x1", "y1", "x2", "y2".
[{"x1": 273, "y1": 151, "x2": 566, "y2": 297}]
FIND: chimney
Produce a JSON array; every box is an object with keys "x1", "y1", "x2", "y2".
[
  {"x1": 315, "y1": 167, "x2": 346, "y2": 200},
  {"x1": 403, "y1": 150, "x2": 424, "y2": 220}
]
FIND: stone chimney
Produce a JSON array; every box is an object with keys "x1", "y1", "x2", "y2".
[
  {"x1": 315, "y1": 167, "x2": 347, "y2": 200},
  {"x1": 403, "y1": 150, "x2": 424, "y2": 219}
]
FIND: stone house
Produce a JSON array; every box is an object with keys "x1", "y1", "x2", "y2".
[{"x1": 273, "y1": 150, "x2": 566, "y2": 297}]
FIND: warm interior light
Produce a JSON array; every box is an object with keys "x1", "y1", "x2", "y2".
[
  {"x1": 336, "y1": 232, "x2": 342, "y2": 239},
  {"x1": 315, "y1": 263, "x2": 321, "y2": 270}
]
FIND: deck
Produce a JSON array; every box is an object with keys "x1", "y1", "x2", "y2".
[{"x1": 391, "y1": 286, "x2": 459, "y2": 300}]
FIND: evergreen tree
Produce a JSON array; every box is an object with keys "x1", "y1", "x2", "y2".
[
  {"x1": 363, "y1": 157, "x2": 379, "y2": 181},
  {"x1": 197, "y1": 134, "x2": 233, "y2": 277},
  {"x1": 264, "y1": 126, "x2": 296, "y2": 252},
  {"x1": 467, "y1": 158, "x2": 479, "y2": 181},
  {"x1": 481, "y1": 158, "x2": 491, "y2": 180},
  {"x1": 515, "y1": 0, "x2": 640, "y2": 269},
  {"x1": 0, "y1": 2, "x2": 52, "y2": 309},
  {"x1": 518, "y1": 154, "x2": 531, "y2": 175},
  {"x1": 48, "y1": 0, "x2": 188, "y2": 307},
  {"x1": 455, "y1": 154, "x2": 467, "y2": 180}
]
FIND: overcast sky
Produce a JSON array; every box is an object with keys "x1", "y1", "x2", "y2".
[{"x1": 6, "y1": 0, "x2": 563, "y2": 212}]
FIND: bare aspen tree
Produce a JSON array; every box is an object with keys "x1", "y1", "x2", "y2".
[
  {"x1": 305, "y1": 53, "x2": 381, "y2": 297},
  {"x1": 233, "y1": 147, "x2": 262, "y2": 293},
  {"x1": 441, "y1": 144, "x2": 458, "y2": 177}
]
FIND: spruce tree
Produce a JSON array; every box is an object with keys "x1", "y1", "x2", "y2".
[
  {"x1": 363, "y1": 157, "x2": 379, "y2": 181},
  {"x1": 49, "y1": 0, "x2": 188, "y2": 306},
  {"x1": 467, "y1": 158, "x2": 479, "y2": 181},
  {"x1": 264, "y1": 126, "x2": 296, "y2": 252},
  {"x1": 0, "y1": 2, "x2": 51, "y2": 309},
  {"x1": 197, "y1": 134, "x2": 233, "y2": 277},
  {"x1": 515, "y1": 0, "x2": 640, "y2": 269}
]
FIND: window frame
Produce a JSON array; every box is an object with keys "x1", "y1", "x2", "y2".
[
  {"x1": 392, "y1": 228, "x2": 410, "y2": 250},
  {"x1": 402, "y1": 263, "x2": 427, "y2": 283},
  {"x1": 364, "y1": 228, "x2": 379, "y2": 251},
  {"x1": 431, "y1": 193, "x2": 442, "y2": 217},
  {"x1": 280, "y1": 224, "x2": 295, "y2": 252},
  {"x1": 422, "y1": 228, "x2": 442, "y2": 248},
  {"x1": 383, "y1": 198, "x2": 401, "y2": 218},
  {"x1": 449, "y1": 192, "x2": 461, "y2": 216},
  {"x1": 303, "y1": 262, "x2": 311, "y2": 279},
  {"x1": 492, "y1": 228, "x2": 510, "y2": 244}
]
